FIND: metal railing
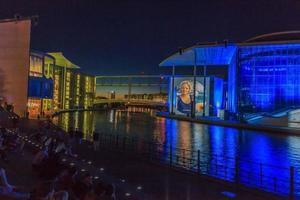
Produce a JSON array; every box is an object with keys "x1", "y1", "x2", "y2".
[{"x1": 95, "y1": 133, "x2": 298, "y2": 199}]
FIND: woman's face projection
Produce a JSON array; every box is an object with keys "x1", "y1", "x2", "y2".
[{"x1": 180, "y1": 83, "x2": 190, "y2": 95}]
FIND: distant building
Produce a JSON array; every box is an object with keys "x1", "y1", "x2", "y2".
[
  {"x1": 0, "y1": 16, "x2": 95, "y2": 118},
  {"x1": 27, "y1": 51, "x2": 95, "y2": 118}
]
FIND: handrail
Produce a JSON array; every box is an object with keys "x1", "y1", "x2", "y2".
[{"x1": 95, "y1": 132, "x2": 297, "y2": 197}]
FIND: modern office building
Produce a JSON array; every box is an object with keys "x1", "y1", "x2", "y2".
[
  {"x1": 27, "y1": 51, "x2": 55, "y2": 118},
  {"x1": 160, "y1": 31, "x2": 300, "y2": 120},
  {"x1": 27, "y1": 52, "x2": 95, "y2": 118}
]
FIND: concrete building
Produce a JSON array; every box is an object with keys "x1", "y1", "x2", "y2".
[{"x1": 0, "y1": 17, "x2": 31, "y2": 117}]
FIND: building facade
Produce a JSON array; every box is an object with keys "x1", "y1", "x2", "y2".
[
  {"x1": 27, "y1": 51, "x2": 55, "y2": 118},
  {"x1": 1, "y1": 17, "x2": 95, "y2": 119},
  {"x1": 27, "y1": 52, "x2": 95, "y2": 118},
  {"x1": 0, "y1": 18, "x2": 31, "y2": 117},
  {"x1": 160, "y1": 31, "x2": 300, "y2": 120}
]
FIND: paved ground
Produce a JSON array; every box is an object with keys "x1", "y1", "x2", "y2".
[
  {"x1": 1, "y1": 117, "x2": 287, "y2": 200},
  {"x1": 73, "y1": 143, "x2": 285, "y2": 200}
]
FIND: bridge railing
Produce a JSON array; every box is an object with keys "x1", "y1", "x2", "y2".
[
  {"x1": 95, "y1": 132, "x2": 297, "y2": 199},
  {"x1": 94, "y1": 99, "x2": 168, "y2": 105}
]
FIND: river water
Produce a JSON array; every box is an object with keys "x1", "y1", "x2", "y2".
[{"x1": 53, "y1": 108, "x2": 300, "y2": 195}]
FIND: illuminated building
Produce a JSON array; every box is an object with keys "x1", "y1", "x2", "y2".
[
  {"x1": 27, "y1": 51, "x2": 55, "y2": 118},
  {"x1": 0, "y1": 17, "x2": 31, "y2": 116},
  {"x1": 26, "y1": 51, "x2": 95, "y2": 118},
  {"x1": 0, "y1": 17, "x2": 95, "y2": 118},
  {"x1": 160, "y1": 31, "x2": 300, "y2": 119}
]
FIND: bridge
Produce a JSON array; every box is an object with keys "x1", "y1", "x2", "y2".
[
  {"x1": 93, "y1": 99, "x2": 168, "y2": 110},
  {"x1": 94, "y1": 75, "x2": 169, "y2": 110}
]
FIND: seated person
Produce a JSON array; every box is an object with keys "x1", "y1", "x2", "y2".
[
  {"x1": 72, "y1": 172, "x2": 93, "y2": 200},
  {"x1": 32, "y1": 180, "x2": 68, "y2": 200},
  {"x1": 55, "y1": 166, "x2": 78, "y2": 199},
  {"x1": 32, "y1": 147, "x2": 49, "y2": 171},
  {"x1": 0, "y1": 168, "x2": 30, "y2": 199},
  {"x1": 102, "y1": 184, "x2": 116, "y2": 200}
]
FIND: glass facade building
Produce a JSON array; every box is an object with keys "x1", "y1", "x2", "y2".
[
  {"x1": 160, "y1": 32, "x2": 300, "y2": 118},
  {"x1": 239, "y1": 44, "x2": 300, "y2": 113},
  {"x1": 28, "y1": 51, "x2": 55, "y2": 118},
  {"x1": 27, "y1": 51, "x2": 95, "y2": 118}
]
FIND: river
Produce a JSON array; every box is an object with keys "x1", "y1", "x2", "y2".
[{"x1": 53, "y1": 107, "x2": 300, "y2": 196}]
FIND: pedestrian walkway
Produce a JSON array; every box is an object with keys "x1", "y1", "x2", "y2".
[
  {"x1": 72, "y1": 141, "x2": 284, "y2": 200},
  {"x1": 1, "y1": 117, "x2": 286, "y2": 200}
]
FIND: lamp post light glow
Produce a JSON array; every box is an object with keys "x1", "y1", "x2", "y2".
[{"x1": 125, "y1": 193, "x2": 131, "y2": 197}]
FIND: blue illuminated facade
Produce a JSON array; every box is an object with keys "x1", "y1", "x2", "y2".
[
  {"x1": 238, "y1": 44, "x2": 300, "y2": 113},
  {"x1": 28, "y1": 77, "x2": 53, "y2": 99},
  {"x1": 160, "y1": 32, "x2": 300, "y2": 118}
]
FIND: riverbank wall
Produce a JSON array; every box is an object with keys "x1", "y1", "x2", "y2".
[{"x1": 156, "y1": 112, "x2": 300, "y2": 135}]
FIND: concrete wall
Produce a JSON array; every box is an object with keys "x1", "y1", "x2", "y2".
[
  {"x1": 288, "y1": 109, "x2": 300, "y2": 128},
  {"x1": 0, "y1": 19, "x2": 31, "y2": 116}
]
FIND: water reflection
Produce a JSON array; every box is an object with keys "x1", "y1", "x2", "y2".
[
  {"x1": 54, "y1": 111, "x2": 95, "y2": 140},
  {"x1": 54, "y1": 108, "x2": 300, "y2": 171}
]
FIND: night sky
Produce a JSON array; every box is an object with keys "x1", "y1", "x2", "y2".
[{"x1": 1, "y1": 0, "x2": 300, "y2": 75}]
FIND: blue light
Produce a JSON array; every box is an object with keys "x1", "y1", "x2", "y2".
[
  {"x1": 239, "y1": 43, "x2": 300, "y2": 113},
  {"x1": 195, "y1": 45, "x2": 237, "y2": 65},
  {"x1": 161, "y1": 45, "x2": 238, "y2": 114},
  {"x1": 28, "y1": 76, "x2": 53, "y2": 98},
  {"x1": 228, "y1": 50, "x2": 237, "y2": 113},
  {"x1": 161, "y1": 42, "x2": 300, "y2": 115},
  {"x1": 213, "y1": 77, "x2": 224, "y2": 113}
]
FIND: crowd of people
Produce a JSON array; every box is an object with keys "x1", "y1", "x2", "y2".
[{"x1": 0, "y1": 120, "x2": 117, "y2": 200}]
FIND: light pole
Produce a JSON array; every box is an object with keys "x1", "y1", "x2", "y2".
[
  {"x1": 192, "y1": 49, "x2": 197, "y2": 118},
  {"x1": 203, "y1": 64, "x2": 206, "y2": 117},
  {"x1": 171, "y1": 65, "x2": 175, "y2": 115}
]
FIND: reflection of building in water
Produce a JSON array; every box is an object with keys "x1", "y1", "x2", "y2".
[
  {"x1": 82, "y1": 111, "x2": 95, "y2": 140},
  {"x1": 60, "y1": 112, "x2": 70, "y2": 131},
  {"x1": 151, "y1": 116, "x2": 167, "y2": 144},
  {"x1": 177, "y1": 122, "x2": 192, "y2": 152},
  {"x1": 55, "y1": 111, "x2": 95, "y2": 139}
]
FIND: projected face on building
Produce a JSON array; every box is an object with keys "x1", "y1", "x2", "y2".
[{"x1": 174, "y1": 79, "x2": 204, "y2": 115}]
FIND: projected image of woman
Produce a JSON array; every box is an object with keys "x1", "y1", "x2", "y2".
[
  {"x1": 177, "y1": 81, "x2": 192, "y2": 114},
  {"x1": 177, "y1": 80, "x2": 204, "y2": 114}
]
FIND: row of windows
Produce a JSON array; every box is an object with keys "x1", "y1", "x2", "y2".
[
  {"x1": 239, "y1": 46, "x2": 300, "y2": 112},
  {"x1": 240, "y1": 57, "x2": 300, "y2": 66}
]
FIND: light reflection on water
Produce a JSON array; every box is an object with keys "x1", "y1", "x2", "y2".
[
  {"x1": 54, "y1": 108, "x2": 300, "y2": 194},
  {"x1": 53, "y1": 108, "x2": 300, "y2": 167}
]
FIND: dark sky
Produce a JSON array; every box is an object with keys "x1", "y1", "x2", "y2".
[{"x1": 1, "y1": 0, "x2": 300, "y2": 75}]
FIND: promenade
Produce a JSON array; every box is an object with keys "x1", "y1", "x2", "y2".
[{"x1": 0, "y1": 117, "x2": 285, "y2": 200}]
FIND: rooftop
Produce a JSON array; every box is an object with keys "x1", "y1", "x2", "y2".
[{"x1": 245, "y1": 31, "x2": 300, "y2": 43}]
